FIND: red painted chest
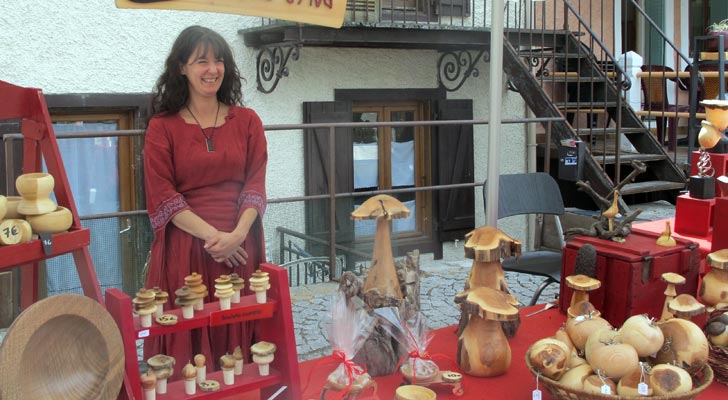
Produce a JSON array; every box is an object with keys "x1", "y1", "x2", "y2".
[{"x1": 558, "y1": 231, "x2": 700, "y2": 327}]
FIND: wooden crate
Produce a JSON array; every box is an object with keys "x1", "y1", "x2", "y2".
[{"x1": 559, "y1": 231, "x2": 700, "y2": 327}]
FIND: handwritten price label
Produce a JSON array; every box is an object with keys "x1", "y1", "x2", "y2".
[{"x1": 0, "y1": 220, "x2": 22, "y2": 245}]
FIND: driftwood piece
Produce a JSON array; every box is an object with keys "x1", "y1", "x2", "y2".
[
  {"x1": 339, "y1": 250, "x2": 422, "y2": 377},
  {"x1": 565, "y1": 160, "x2": 647, "y2": 241}
]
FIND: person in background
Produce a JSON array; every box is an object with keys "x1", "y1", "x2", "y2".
[{"x1": 143, "y1": 25, "x2": 267, "y2": 378}]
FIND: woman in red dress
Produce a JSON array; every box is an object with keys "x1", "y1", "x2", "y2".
[{"x1": 143, "y1": 25, "x2": 267, "y2": 378}]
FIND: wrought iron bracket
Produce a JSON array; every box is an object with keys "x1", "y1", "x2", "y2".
[
  {"x1": 256, "y1": 43, "x2": 302, "y2": 94},
  {"x1": 437, "y1": 49, "x2": 489, "y2": 92}
]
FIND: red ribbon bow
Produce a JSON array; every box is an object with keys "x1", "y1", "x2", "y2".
[{"x1": 302, "y1": 350, "x2": 369, "y2": 400}]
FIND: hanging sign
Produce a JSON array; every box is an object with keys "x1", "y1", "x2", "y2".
[{"x1": 115, "y1": 0, "x2": 347, "y2": 28}]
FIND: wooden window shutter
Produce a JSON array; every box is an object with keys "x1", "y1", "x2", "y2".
[
  {"x1": 303, "y1": 101, "x2": 355, "y2": 253},
  {"x1": 433, "y1": 99, "x2": 474, "y2": 242},
  {"x1": 434, "y1": 0, "x2": 470, "y2": 17}
]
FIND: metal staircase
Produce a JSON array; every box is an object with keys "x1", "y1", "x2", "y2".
[{"x1": 500, "y1": 6, "x2": 687, "y2": 205}]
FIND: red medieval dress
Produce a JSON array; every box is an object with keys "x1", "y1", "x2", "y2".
[{"x1": 143, "y1": 105, "x2": 267, "y2": 380}]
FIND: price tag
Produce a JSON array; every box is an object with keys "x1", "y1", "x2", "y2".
[
  {"x1": 638, "y1": 382, "x2": 649, "y2": 395},
  {"x1": 532, "y1": 389, "x2": 542, "y2": 400},
  {"x1": 601, "y1": 384, "x2": 611, "y2": 395},
  {"x1": 137, "y1": 329, "x2": 150, "y2": 339},
  {"x1": 40, "y1": 232, "x2": 53, "y2": 255}
]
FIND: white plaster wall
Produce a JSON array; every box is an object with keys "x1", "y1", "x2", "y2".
[{"x1": 0, "y1": 0, "x2": 531, "y2": 261}]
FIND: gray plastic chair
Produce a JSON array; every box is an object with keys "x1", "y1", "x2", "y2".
[{"x1": 484, "y1": 172, "x2": 565, "y2": 306}]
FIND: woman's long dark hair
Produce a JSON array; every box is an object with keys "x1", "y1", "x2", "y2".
[{"x1": 150, "y1": 26, "x2": 243, "y2": 116}]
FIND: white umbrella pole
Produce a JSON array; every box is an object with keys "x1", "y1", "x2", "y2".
[{"x1": 486, "y1": 0, "x2": 505, "y2": 227}]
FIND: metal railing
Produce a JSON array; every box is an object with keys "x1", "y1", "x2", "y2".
[{"x1": 3, "y1": 116, "x2": 561, "y2": 288}]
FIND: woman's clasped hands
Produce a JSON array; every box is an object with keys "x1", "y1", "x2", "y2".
[{"x1": 204, "y1": 230, "x2": 248, "y2": 268}]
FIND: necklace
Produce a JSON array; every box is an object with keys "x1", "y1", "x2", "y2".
[{"x1": 186, "y1": 102, "x2": 220, "y2": 152}]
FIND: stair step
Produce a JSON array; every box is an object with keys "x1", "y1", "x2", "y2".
[
  {"x1": 576, "y1": 127, "x2": 646, "y2": 135},
  {"x1": 541, "y1": 75, "x2": 616, "y2": 82},
  {"x1": 592, "y1": 153, "x2": 668, "y2": 165},
  {"x1": 558, "y1": 101, "x2": 618, "y2": 109},
  {"x1": 620, "y1": 181, "x2": 685, "y2": 196},
  {"x1": 518, "y1": 51, "x2": 586, "y2": 59}
]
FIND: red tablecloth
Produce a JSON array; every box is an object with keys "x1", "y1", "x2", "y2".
[{"x1": 226, "y1": 304, "x2": 728, "y2": 399}]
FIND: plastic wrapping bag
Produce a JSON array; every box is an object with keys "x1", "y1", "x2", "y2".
[
  {"x1": 304, "y1": 291, "x2": 377, "y2": 398},
  {"x1": 375, "y1": 307, "x2": 440, "y2": 383}
]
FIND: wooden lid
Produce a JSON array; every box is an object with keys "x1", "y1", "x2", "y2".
[
  {"x1": 565, "y1": 274, "x2": 601, "y2": 291},
  {"x1": 351, "y1": 194, "x2": 410, "y2": 220},
  {"x1": 463, "y1": 226, "x2": 522, "y2": 262},
  {"x1": 707, "y1": 249, "x2": 728, "y2": 269},
  {"x1": 454, "y1": 287, "x2": 519, "y2": 321},
  {"x1": 0, "y1": 294, "x2": 124, "y2": 400}
]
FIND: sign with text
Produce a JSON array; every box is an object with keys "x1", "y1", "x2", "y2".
[{"x1": 115, "y1": 0, "x2": 346, "y2": 28}]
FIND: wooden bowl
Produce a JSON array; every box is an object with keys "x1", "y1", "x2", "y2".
[
  {"x1": 26, "y1": 206, "x2": 72, "y2": 234},
  {"x1": 4, "y1": 196, "x2": 23, "y2": 219},
  {"x1": 0, "y1": 294, "x2": 125, "y2": 400},
  {"x1": 16, "y1": 173, "x2": 56, "y2": 215},
  {"x1": 395, "y1": 385, "x2": 437, "y2": 400}
]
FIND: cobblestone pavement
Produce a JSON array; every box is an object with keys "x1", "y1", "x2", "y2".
[{"x1": 290, "y1": 253, "x2": 559, "y2": 361}]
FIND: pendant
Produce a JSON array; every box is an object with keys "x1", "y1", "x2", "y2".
[{"x1": 206, "y1": 137, "x2": 215, "y2": 152}]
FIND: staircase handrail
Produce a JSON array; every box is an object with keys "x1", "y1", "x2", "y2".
[
  {"x1": 626, "y1": 0, "x2": 692, "y2": 68},
  {"x1": 561, "y1": 0, "x2": 631, "y2": 90}
]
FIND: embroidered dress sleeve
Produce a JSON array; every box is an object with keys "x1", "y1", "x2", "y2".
[
  {"x1": 237, "y1": 110, "x2": 268, "y2": 219},
  {"x1": 144, "y1": 117, "x2": 191, "y2": 234}
]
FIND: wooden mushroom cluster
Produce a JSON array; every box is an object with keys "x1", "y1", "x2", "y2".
[
  {"x1": 527, "y1": 272, "x2": 710, "y2": 397},
  {"x1": 455, "y1": 286, "x2": 519, "y2": 377},
  {"x1": 229, "y1": 273, "x2": 245, "y2": 303},
  {"x1": 249, "y1": 269, "x2": 270, "y2": 304},
  {"x1": 459, "y1": 226, "x2": 521, "y2": 338},
  {"x1": 184, "y1": 272, "x2": 207, "y2": 311},
  {"x1": 147, "y1": 354, "x2": 175, "y2": 395},
  {"x1": 132, "y1": 288, "x2": 158, "y2": 328},
  {"x1": 214, "y1": 275, "x2": 234, "y2": 310},
  {"x1": 174, "y1": 285, "x2": 198, "y2": 319}
]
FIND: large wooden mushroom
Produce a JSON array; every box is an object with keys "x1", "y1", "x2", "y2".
[
  {"x1": 455, "y1": 287, "x2": 519, "y2": 377},
  {"x1": 352, "y1": 195, "x2": 410, "y2": 308},
  {"x1": 701, "y1": 249, "x2": 728, "y2": 308},
  {"x1": 459, "y1": 226, "x2": 521, "y2": 338}
]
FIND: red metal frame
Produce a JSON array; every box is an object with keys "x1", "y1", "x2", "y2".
[
  {"x1": 0, "y1": 80, "x2": 102, "y2": 308},
  {"x1": 106, "y1": 263, "x2": 301, "y2": 399}
]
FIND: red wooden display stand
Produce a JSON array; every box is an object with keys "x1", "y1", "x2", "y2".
[
  {"x1": 0, "y1": 80, "x2": 103, "y2": 308},
  {"x1": 106, "y1": 263, "x2": 301, "y2": 400},
  {"x1": 712, "y1": 197, "x2": 728, "y2": 252},
  {"x1": 674, "y1": 193, "x2": 716, "y2": 237},
  {"x1": 559, "y1": 231, "x2": 700, "y2": 327},
  {"x1": 690, "y1": 151, "x2": 728, "y2": 195}
]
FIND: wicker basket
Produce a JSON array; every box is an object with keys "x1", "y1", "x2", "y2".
[
  {"x1": 704, "y1": 307, "x2": 728, "y2": 386},
  {"x1": 525, "y1": 349, "x2": 714, "y2": 400}
]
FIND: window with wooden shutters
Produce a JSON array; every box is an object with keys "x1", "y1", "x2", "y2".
[{"x1": 433, "y1": 99, "x2": 474, "y2": 242}]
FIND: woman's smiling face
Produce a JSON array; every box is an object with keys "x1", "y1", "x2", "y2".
[{"x1": 181, "y1": 44, "x2": 225, "y2": 100}]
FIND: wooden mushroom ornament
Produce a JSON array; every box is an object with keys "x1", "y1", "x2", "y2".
[
  {"x1": 351, "y1": 194, "x2": 410, "y2": 308},
  {"x1": 454, "y1": 286, "x2": 519, "y2": 377},
  {"x1": 660, "y1": 272, "x2": 686, "y2": 321},
  {"x1": 566, "y1": 275, "x2": 601, "y2": 319},
  {"x1": 701, "y1": 249, "x2": 728, "y2": 308},
  {"x1": 182, "y1": 361, "x2": 197, "y2": 395},
  {"x1": 460, "y1": 225, "x2": 521, "y2": 337},
  {"x1": 669, "y1": 294, "x2": 706, "y2": 320}
]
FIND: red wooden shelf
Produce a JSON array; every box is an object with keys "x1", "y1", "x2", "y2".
[
  {"x1": 0, "y1": 227, "x2": 90, "y2": 270},
  {"x1": 106, "y1": 263, "x2": 301, "y2": 400}
]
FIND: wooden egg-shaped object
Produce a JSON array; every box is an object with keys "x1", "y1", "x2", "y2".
[
  {"x1": 700, "y1": 269, "x2": 728, "y2": 307},
  {"x1": 702, "y1": 99, "x2": 728, "y2": 132},
  {"x1": 26, "y1": 206, "x2": 73, "y2": 234},
  {"x1": 0, "y1": 219, "x2": 24, "y2": 245},
  {"x1": 0, "y1": 219, "x2": 33, "y2": 244},
  {"x1": 698, "y1": 120, "x2": 723, "y2": 149},
  {"x1": 4, "y1": 196, "x2": 23, "y2": 219}
]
